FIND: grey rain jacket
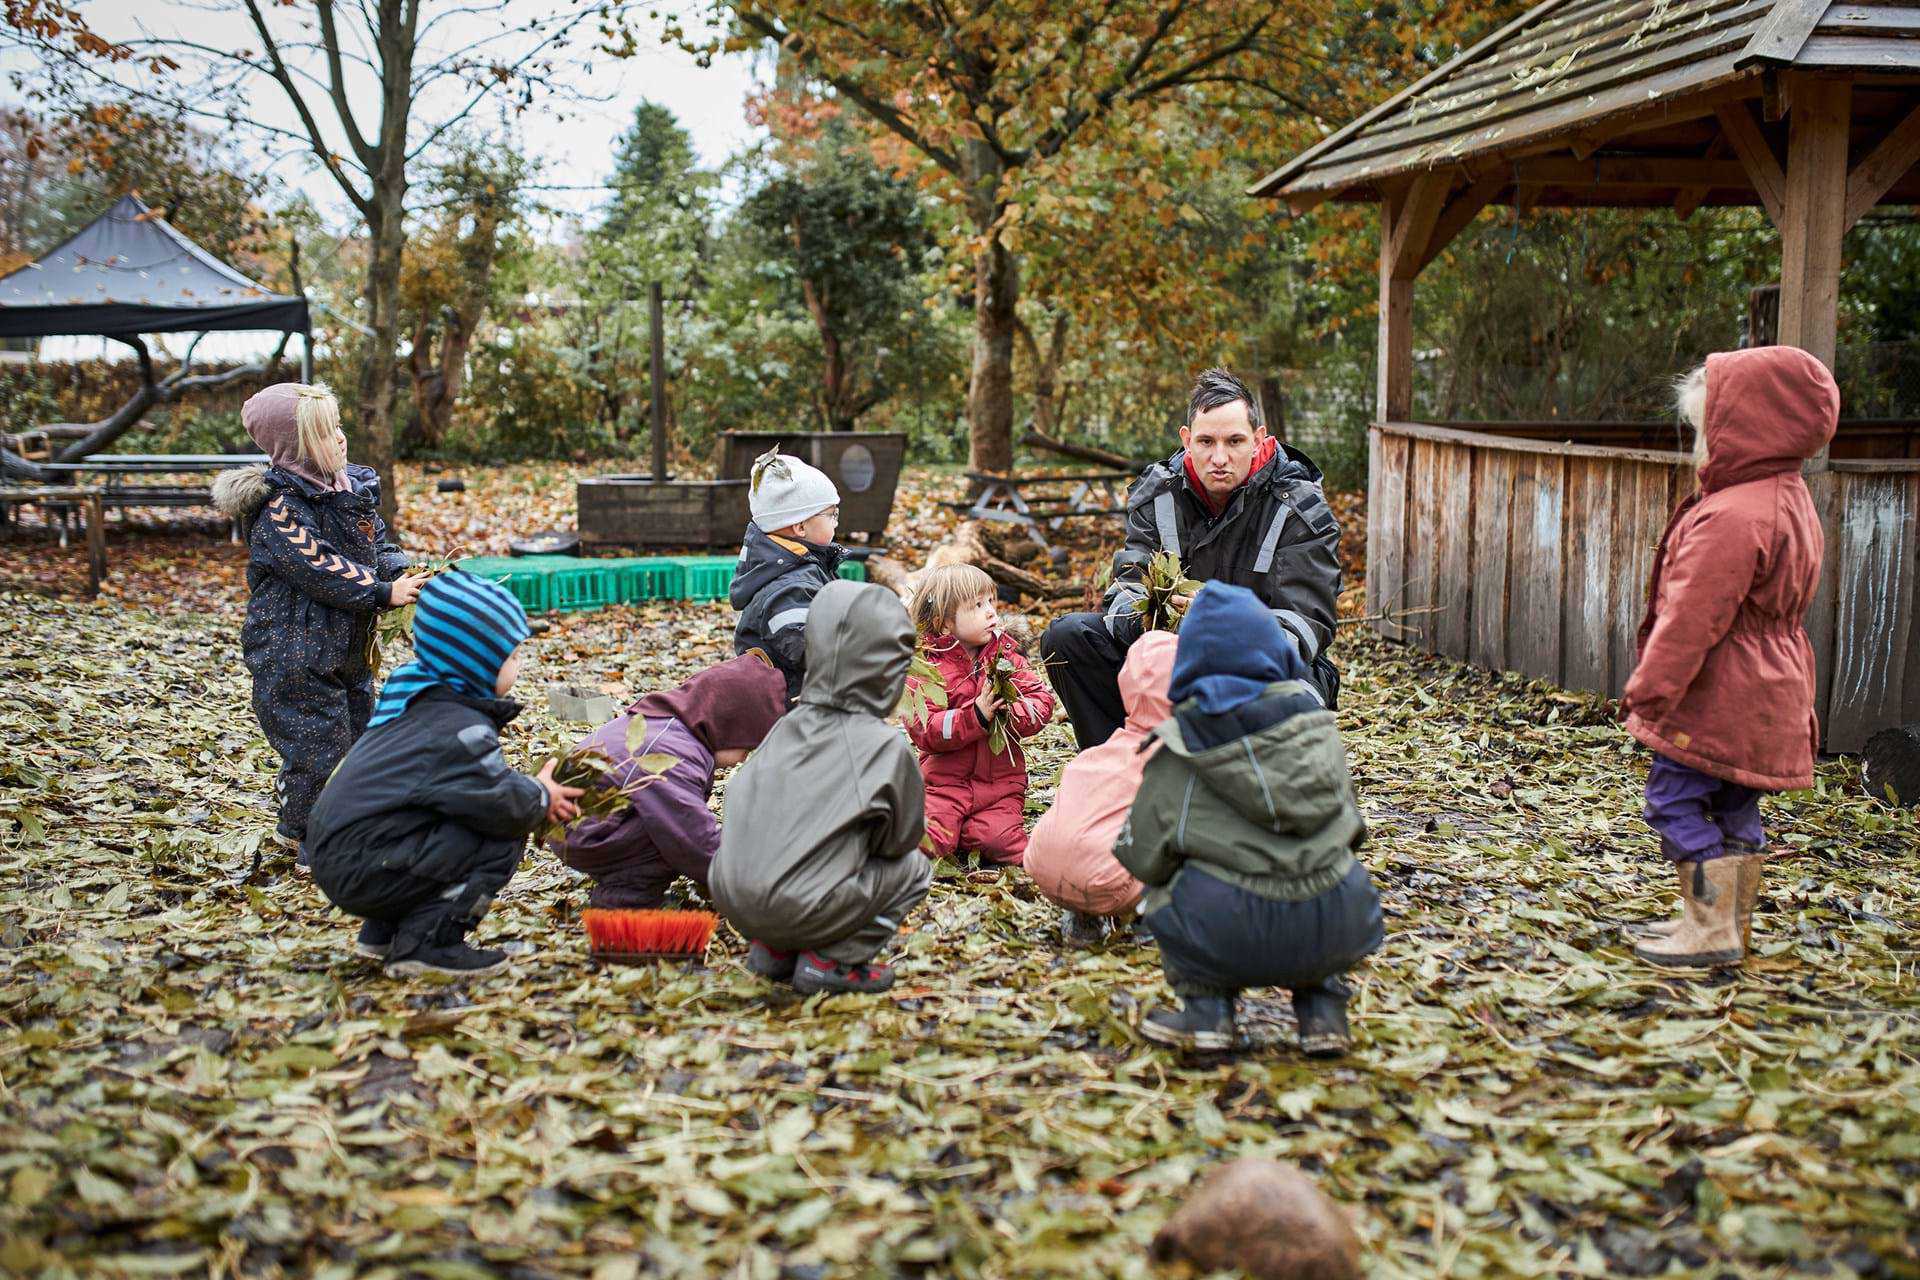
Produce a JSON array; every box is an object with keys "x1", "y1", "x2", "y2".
[{"x1": 710, "y1": 581, "x2": 930, "y2": 956}]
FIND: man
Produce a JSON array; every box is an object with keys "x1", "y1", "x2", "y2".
[{"x1": 1042, "y1": 367, "x2": 1342, "y2": 747}]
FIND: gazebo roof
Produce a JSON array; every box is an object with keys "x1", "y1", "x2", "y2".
[
  {"x1": 1252, "y1": 0, "x2": 1920, "y2": 204},
  {"x1": 0, "y1": 194, "x2": 308, "y2": 339}
]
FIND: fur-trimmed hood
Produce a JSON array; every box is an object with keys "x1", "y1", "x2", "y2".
[
  {"x1": 214, "y1": 461, "x2": 379, "y2": 519},
  {"x1": 213, "y1": 465, "x2": 273, "y2": 519}
]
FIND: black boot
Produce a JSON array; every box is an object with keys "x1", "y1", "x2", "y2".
[
  {"x1": 1060, "y1": 909, "x2": 1107, "y2": 949},
  {"x1": 1293, "y1": 986, "x2": 1351, "y2": 1058},
  {"x1": 746, "y1": 940, "x2": 798, "y2": 982},
  {"x1": 1140, "y1": 994, "x2": 1236, "y2": 1052},
  {"x1": 792, "y1": 952, "x2": 894, "y2": 994},
  {"x1": 386, "y1": 913, "x2": 508, "y2": 979},
  {"x1": 355, "y1": 918, "x2": 395, "y2": 961}
]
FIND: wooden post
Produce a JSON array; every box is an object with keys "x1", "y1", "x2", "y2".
[
  {"x1": 1777, "y1": 76, "x2": 1851, "y2": 373},
  {"x1": 649, "y1": 280, "x2": 668, "y2": 482},
  {"x1": 1376, "y1": 193, "x2": 1413, "y2": 424},
  {"x1": 83, "y1": 492, "x2": 105, "y2": 596}
]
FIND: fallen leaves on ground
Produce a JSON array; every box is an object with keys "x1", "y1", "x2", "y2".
[{"x1": 0, "y1": 464, "x2": 1915, "y2": 1279}]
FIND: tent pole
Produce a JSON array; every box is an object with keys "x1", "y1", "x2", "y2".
[{"x1": 300, "y1": 327, "x2": 314, "y2": 383}]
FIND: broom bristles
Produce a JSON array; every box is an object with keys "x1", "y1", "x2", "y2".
[{"x1": 583, "y1": 908, "x2": 717, "y2": 959}]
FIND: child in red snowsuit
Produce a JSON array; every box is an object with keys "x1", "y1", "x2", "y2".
[{"x1": 905, "y1": 565, "x2": 1055, "y2": 867}]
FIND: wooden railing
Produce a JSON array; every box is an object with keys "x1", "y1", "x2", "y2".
[{"x1": 1368, "y1": 422, "x2": 1919, "y2": 752}]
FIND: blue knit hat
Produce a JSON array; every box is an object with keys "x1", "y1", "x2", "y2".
[
  {"x1": 1168, "y1": 582, "x2": 1308, "y2": 715},
  {"x1": 368, "y1": 570, "x2": 530, "y2": 727}
]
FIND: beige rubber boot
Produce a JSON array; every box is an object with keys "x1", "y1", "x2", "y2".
[
  {"x1": 1625, "y1": 860, "x2": 1691, "y2": 941},
  {"x1": 1723, "y1": 842, "x2": 1765, "y2": 950},
  {"x1": 1633, "y1": 857, "x2": 1744, "y2": 969}
]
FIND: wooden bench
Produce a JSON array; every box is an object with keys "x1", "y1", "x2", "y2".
[
  {"x1": 0, "y1": 485, "x2": 107, "y2": 595},
  {"x1": 35, "y1": 454, "x2": 268, "y2": 538},
  {"x1": 953, "y1": 469, "x2": 1134, "y2": 548}
]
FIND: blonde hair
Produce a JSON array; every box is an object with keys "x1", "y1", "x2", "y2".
[
  {"x1": 293, "y1": 383, "x2": 347, "y2": 474},
  {"x1": 1675, "y1": 365, "x2": 1709, "y2": 468},
  {"x1": 912, "y1": 564, "x2": 995, "y2": 636}
]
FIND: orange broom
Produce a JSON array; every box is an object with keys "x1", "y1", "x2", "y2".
[{"x1": 582, "y1": 908, "x2": 719, "y2": 965}]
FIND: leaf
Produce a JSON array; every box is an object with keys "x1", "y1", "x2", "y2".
[
  {"x1": 635, "y1": 753, "x2": 678, "y2": 776},
  {"x1": 682, "y1": 1184, "x2": 733, "y2": 1217},
  {"x1": 9, "y1": 1165, "x2": 53, "y2": 1209},
  {"x1": 765, "y1": 1106, "x2": 813, "y2": 1155}
]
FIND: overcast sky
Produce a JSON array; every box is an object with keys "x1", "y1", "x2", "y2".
[
  {"x1": 16, "y1": 2, "x2": 765, "y2": 360},
  {"x1": 19, "y1": 2, "x2": 765, "y2": 226}
]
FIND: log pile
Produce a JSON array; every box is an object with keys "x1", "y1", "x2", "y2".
[{"x1": 867, "y1": 520, "x2": 1081, "y2": 607}]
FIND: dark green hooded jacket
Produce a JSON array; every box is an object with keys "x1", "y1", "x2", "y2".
[{"x1": 1114, "y1": 679, "x2": 1365, "y2": 914}]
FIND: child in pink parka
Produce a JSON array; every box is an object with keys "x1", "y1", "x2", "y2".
[
  {"x1": 904, "y1": 565, "x2": 1055, "y2": 868},
  {"x1": 1026, "y1": 631, "x2": 1177, "y2": 946}
]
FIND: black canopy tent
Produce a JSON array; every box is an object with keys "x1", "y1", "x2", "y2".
[{"x1": 0, "y1": 194, "x2": 311, "y2": 472}]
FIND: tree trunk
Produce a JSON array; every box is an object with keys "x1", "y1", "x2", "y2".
[
  {"x1": 358, "y1": 201, "x2": 405, "y2": 523},
  {"x1": 967, "y1": 231, "x2": 1018, "y2": 475},
  {"x1": 1259, "y1": 373, "x2": 1287, "y2": 444},
  {"x1": 963, "y1": 145, "x2": 1017, "y2": 475}
]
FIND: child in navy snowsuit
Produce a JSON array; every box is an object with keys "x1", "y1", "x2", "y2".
[
  {"x1": 730, "y1": 448, "x2": 844, "y2": 701},
  {"x1": 213, "y1": 384, "x2": 427, "y2": 861},
  {"x1": 307, "y1": 571, "x2": 581, "y2": 977}
]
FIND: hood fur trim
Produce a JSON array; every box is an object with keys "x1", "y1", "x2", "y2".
[{"x1": 212, "y1": 465, "x2": 272, "y2": 519}]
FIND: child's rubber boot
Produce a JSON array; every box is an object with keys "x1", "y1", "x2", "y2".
[
  {"x1": 355, "y1": 919, "x2": 396, "y2": 961},
  {"x1": 1723, "y1": 840, "x2": 1765, "y2": 950},
  {"x1": 1293, "y1": 988, "x2": 1351, "y2": 1058},
  {"x1": 1140, "y1": 995, "x2": 1235, "y2": 1053},
  {"x1": 1625, "y1": 856, "x2": 1692, "y2": 941},
  {"x1": 746, "y1": 940, "x2": 798, "y2": 983},
  {"x1": 792, "y1": 952, "x2": 895, "y2": 994},
  {"x1": 1633, "y1": 856, "x2": 1744, "y2": 969},
  {"x1": 386, "y1": 916, "x2": 509, "y2": 979},
  {"x1": 1060, "y1": 909, "x2": 1107, "y2": 949}
]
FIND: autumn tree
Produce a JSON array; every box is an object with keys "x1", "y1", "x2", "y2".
[
  {"x1": 12, "y1": 0, "x2": 640, "y2": 520},
  {"x1": 716, "y1": 0, "x2": 1319, "y2": 473},
  {"x1": 400, "y1": 141, "x2": 532, "y2": 453},
  {"x1": 738, "y1": 117, "x2": 932, "y2": 431}
]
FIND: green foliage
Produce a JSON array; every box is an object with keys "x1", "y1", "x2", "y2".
[
  {"x1": 0, "y1": 368, "x2": 58, "y2": 435},
  {"x1": 445, "y1": 324, "x2": 615, "y2": 461},
  {"x1": 737, "y1": 120, "x2": 936, "y2": 430}
]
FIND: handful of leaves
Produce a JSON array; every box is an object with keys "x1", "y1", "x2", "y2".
[
  {"x1": 532, "y1": 720, "x2": 677, "y2": 846},
  {"x1": 1133, "y1": 550, "x2": 1204, "y2": 634},
  {"x1": 367, "y1": 551, "x2": 464, "y2": 677},
  {"x1": 982, "y1": 655, "x2": 1023, "y2": 756},
  {"x1": 898, "y1": 649, "x2": 949, "y2": 729}
]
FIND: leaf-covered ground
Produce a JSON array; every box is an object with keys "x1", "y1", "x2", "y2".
[{"x1": 1, "y1": 465, "x2": 1915, "y2": 1280}]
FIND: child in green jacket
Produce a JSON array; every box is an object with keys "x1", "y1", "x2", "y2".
[{"x1": 1115, "y1": 583, "x2": 1382, "y2": 1055}]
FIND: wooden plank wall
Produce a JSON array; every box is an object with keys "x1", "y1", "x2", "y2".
[
  {"x1": 1368, "y1": 424, "x2": 1920, "y2": 752},
  {"x1": 1825, "y1": 468, "x2": 1920, "y2": 750}
]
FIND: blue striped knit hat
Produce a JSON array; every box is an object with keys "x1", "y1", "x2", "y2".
[{"x1": 368, "y1": 570, "x2": 530, "y2": 727}]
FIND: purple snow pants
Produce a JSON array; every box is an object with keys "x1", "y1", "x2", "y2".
[{"x1": 1643, "y1": 754, "x2": 1768, "y2": 862}]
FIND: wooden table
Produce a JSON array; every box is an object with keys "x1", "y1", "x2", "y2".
[
  {"x1": 0, "y1": 485, "x2": 108, "y2": 595},
  {"x1": 957, "y1": 469, "x2": 1133, "y2": 548},
  {"x1": 35, "y1": 454, "x2": 269, "y2": 539}
]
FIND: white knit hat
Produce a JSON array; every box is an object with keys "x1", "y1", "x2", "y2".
[{"x1": 749, "y1": 447, "x2": 840, "y2": 531}]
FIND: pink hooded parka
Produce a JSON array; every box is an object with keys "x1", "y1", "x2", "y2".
[
  {"x1": 1025, "y1": 631, "x2": 1178, "y2": 915},
  {"x1": 1623, "y1": 345, "x2": 1838, "y2": 791}
]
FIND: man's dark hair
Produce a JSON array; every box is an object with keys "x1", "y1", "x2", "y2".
[{"x1": 1185, "y1": 366, "x2": 1263, "y2": 430}]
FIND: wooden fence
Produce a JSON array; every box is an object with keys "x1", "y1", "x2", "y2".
[{"x1": 1368, "y1": 422, "x2": 1920, "y2": 752}]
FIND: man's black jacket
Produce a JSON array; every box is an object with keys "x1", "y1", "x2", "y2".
[
  {"x1": 307, "y1": 686, "x2": 548, "y2": 887},
  {"x1": 1101, "y1": 444, "x2": 1341, "y2": 665}
]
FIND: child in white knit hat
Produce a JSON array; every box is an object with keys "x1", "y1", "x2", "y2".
[{"x1": 730, "y1": 448, "x2": 845, "y2": 700}]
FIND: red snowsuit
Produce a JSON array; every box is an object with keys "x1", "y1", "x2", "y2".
[{"x1": 906, "y1": 631, "x2": 1055, "y2": 864}]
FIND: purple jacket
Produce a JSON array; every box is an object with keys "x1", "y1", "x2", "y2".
[{"x1": 555, "y1": 715, "x2": 721, "y2": 909}]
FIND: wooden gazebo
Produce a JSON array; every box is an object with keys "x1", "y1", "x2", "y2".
[{"x1": 1254, "y1": 0, "x2": 1920, "y2": 751}]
